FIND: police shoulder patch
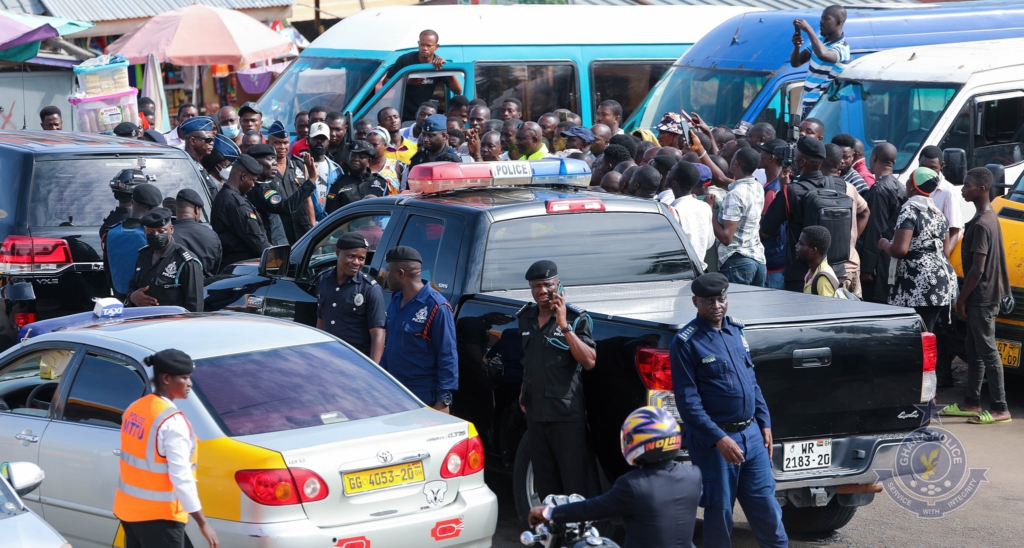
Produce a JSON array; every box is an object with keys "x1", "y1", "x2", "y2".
[
  {"x1": 727, "y1": 316, "x2": 744, "y2": 329},
  {"x1": 677, "y1": 324, "x2": 697, "y2": 342},
  {"x1": 565, "y1": 302, "x2": 586, "y2": 315},
  {"x1": 269, "y1": 195, "x2": 282, "y2": 205},
  {"x1": 180, "y1": 249, "x2": 196, "y2": 262},
  {"x1": 516, "y1": 302, "x2": 534, "y2": 317},
  {"x1": 248, "y1": 212, "x2": 258, "y2": 220}
]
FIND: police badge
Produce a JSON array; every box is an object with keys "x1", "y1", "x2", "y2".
[{"x1": 354, "y1": 293, "x2": 364, "y2": 306}]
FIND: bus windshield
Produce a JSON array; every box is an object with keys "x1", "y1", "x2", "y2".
[
  {"x1": 810, "y1": 80, "x2": 960, "y2": 173},
  {"x1": 627, "y1": 67, "x2": 770, "y2": 132},
  {"x1": 258, "y1": 57, "x2": 382, "y2": 134}
]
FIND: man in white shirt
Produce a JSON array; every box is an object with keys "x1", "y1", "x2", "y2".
[
  {"x1": 920, "y1": 146, "x2": 965, "y2": 257},
  {"x1": 666, "y1": 160, "x2": 715, "y2": 270},
  {"x1": 164, "y1": 103, "x2": 198, "y2": 150}
]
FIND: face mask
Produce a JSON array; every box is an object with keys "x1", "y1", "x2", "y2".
[
  {"x1": 219, "y1": 167, "x2": 232, "y2": 180},
  {"x1": 221, "y1": 124, "x2": 240, "y2": 139},
  {"x1": 146, "y1": 232, "x2": 169, "y2": 249}
]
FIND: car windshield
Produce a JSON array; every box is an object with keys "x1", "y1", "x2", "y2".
[
  {"x1": 259, "y1": 57, "x2": 382, "y2": 134},
  {"x1": 29, "y1": 158, "x2": 210, "y2": 227},
  {"x1": 628, "y1": 67, "x2": 770, "y2": 132},
  {"x1": 191, "y1": 342, "x2": 421, "y2": 436},
  {"x1": 482, "y1": 212, "x2": 696, "y2": 291},
  {"x1": 811, "y1": 80, "x2": 960, "y2": 173}
]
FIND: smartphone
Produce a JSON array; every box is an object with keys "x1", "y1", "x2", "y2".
[
  {"x1": 558, "y1": 111, "x2": 569, "y2": 122},
  {"x1": 679, "y1": 111, "x2": 694, "y2": 124},
  {"x1": 557, "y1": 284, "x2": 565, "y2": 297}
]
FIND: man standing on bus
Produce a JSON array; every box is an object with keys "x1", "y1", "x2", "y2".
[
  {"x1": 791, "y1": 5, "x2": 850, "y2": 118},
  {"x1": 383, "y1": 30, "x2": 463, "y2": 121}
]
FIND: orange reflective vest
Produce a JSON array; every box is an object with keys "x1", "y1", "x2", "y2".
[{"x1": 113, "y1": 394, "x2": 198, "y2": 523}]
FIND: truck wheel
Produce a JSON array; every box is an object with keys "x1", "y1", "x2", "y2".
[
  {"x1": 512, "y1": 436, "x2": 541, "y2": 525},
  {"x1": 782, "y1": 501, "x2": 857, "y2": 534}
]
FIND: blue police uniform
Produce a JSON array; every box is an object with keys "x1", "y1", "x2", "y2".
[
  {"x1": 380, "y1": 282, "x2": 458, "y2": 405},
  {"x1": 315, "y1": 267, "x2": 386, "y2": 356},
  {"x1": 670, "y1": 315, "x2": 787, "y2": 548},
  {"x1": 105, "y1": 219, "x2": 147, "y2": 297}
]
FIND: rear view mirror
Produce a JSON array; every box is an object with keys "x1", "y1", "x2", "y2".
[
  {"x1": 986, "y1": 163, "x2": 1007, "y2": 200},
  {"x1": 3, "y1": 461, "x2": 44, "y2": 497},
  {"x1": 941, "y1": 148, "x2": 967, "y2": 185},
  {"x1": 1, "y1": 282, "x2": 35, "y2": 301},
  {"x1": 258, "y1": 245, "x2": 291, "y2": 278}
]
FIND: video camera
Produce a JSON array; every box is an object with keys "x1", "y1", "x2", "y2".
[{"x1": 773, "y1": 142, "x2": 796, "y2": 169}]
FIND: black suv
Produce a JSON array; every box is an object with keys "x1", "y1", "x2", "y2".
[{"x1": 0, "y1": 131, "x2": 212, "y2": 348}]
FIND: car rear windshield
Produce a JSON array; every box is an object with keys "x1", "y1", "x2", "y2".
[
  {"x1": 482, "y1": 212, "x2": 695, "y2": 291},
  {"x1": 29, "y1": 158, "x2": 210, "y2": 227},
  {"x1": 191, "y1": 342, "x2": 421, "y2": 436}
]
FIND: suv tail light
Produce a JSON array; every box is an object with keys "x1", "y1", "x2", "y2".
[
  {"x1": 921, "y1": 332, "x2": 937, "y2": 402},
  {"x1": 440, "y1": 430, "x2": 485, "y2": 479},
  {"x1": 546, "y1": 198, "x2": 605, "y2": 214},
  {"x1": 0, "y1": 236, "x2": 72, "y2": 274},
  {"x1": 636, "y1": 347, "x2": 673, "y2": 391},
  {"x1": 235, "y1": 468, "x2": 328, "y2": 506}
]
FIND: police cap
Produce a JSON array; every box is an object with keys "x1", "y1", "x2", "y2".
[
  {"x1": 385, "y1": 245, "x2": 422, "y2": 264},
  {"x1": 796, "y1": 136, "x2": 826, "y2": 160},
  {"x1": 146, "y1": 348, "x2": 195, "y2": 376},
  {"x1": 691, "y1": 272, "x2": 729, "y2": 298},
  {"x1": 349, "y1": 139, "x2": 377, "y2": 158},
  {"x1": 268, "y1": 120, "x2": 288, "y2": 139},
  {"x1": 140, "y1": 207, "x2": 172, "y2": 229},
  {"x1": 176, "y1": 188, "x2": 204, "y2": 208},
  {"x1": 236, "y1": 154, "x2": 263, "y2": 176},
  {"x1": 525, "y1": 260, "x2": 558, "y2": 281},
  {"x1": 142, "y1": 129, "x2": 167, "y2": 145},
  {"x1": 247, "y1": 143, "x2": 275, "y2": 160},
  {"x1": 132, "y1": 183, "x2": 163, "y2": 207},
  {"x1": 113, "y1": 122, "x2": 141, "y2": 138},
  {"x1": 180, "y1": 116, "x2": 215, "y2": 135},
  {"x1": 213, "y1": 133, "x2": 241, "y2": 161},
  {"x1": 336, "y1": 232, "x2": 370, "y2": 251}
]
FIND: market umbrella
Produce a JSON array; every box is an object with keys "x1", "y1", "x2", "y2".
[
  {"x1": 104, "y1": 4, "x2": 294, "y2": 66},
  {"x1": 0, "y1": 11, "x2": 59, "y2": 62},
  {"x1": 142, "y1": 53, "x2": 171, "y2": 133}
]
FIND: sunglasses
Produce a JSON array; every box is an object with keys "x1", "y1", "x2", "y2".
[{"x1": 193, "y1": 137, "x2": 215, "y2": 144}]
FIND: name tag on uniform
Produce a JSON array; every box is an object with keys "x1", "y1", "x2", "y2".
[{"x1": 702, "y1": 355, "x2": 716, "y2": 363}]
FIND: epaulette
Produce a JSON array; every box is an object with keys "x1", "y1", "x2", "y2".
[
  {"x1": 727, "y1": 316, "x2": 744, "y2": 329},
  {"x1": 361, "y1": 273, "x2": 378, "y2": 286},
  {"x1": 137, "y1": 245, "x2": 150, "y2": 252},
  {"x1": 179, "y1": 248, "x2": 197, "y2": 262},
  {"x1": 516, "y1": 302, "x2": 534, "y2": 317},
  {"x1": 676, "y1": 323, "x2": 697, "y2": 342},
  {"x1": 566, "y1": 302, "x2": 586, "y2": 315}
]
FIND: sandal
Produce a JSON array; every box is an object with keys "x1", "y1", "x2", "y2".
[
  {"x1": 938, "y1": 403, "x2": 978, "y2": 417},
  {"x1": 967, "y1": 410, "x2": 1012, "y2": 424}
]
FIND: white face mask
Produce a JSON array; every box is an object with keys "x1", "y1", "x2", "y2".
[{"x1": 219, "y1": 167, "x2": 232, "y2": 180}]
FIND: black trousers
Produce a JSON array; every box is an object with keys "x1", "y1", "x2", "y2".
[
  {"x1": 122, "y1": 520, "x2": 190, "y2": 548},
  {"x1": 527, "y1": 418, "x2": 597, "y2": 500}
]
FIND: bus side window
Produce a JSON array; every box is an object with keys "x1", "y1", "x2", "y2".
[
  {"x1": 475, "y1": 63, "x2": 578, "y2": 123},
  {"x1": 591, "y1": 61, "x2": 672, "y2": 122}
]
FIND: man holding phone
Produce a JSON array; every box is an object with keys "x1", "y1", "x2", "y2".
[{"x1": 519, "y1": 260, "x2": 598, "y2": 501}]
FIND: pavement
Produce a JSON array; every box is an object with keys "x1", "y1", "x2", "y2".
[{"x1": 491, "y1": 362, "x2": 1024, "y2": 547}]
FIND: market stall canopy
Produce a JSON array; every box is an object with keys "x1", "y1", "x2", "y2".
[
  {"x1": 0, "y1": 10, "x2": 94, "y2": 62},
  {"x1": 104, "y1": 4, "x2": 295, "y2": 66}
]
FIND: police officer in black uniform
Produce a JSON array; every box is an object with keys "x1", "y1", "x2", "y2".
[
  {"x1": 247, "y1": 143, "x2": 315, "y2": 246},
  {"x1": 315, "y1": 232, "x2": 387, "y2": 362},
  {"x1": 172, "y1": 189, "x2": 222, "y2": 278},
  {"x1": 211, "y1": 155, "x2": 269, "y2": 271},
  {"x1": 519, "y1": 260, "x2": 598, "y2": 500},
  {"x1": 126, "y1": 208, "x2": 204, "y2": 312},
  {"x1": 268, "y1": 121, "x2": 315, "y2": 243},
  {"x1": 324, "y1": 140, "x2": 387, "y2": 215}
]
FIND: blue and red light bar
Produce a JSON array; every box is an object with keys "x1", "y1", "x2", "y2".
[{"x1": 408, "y1": 158, "x2": 591, "y2": 194}]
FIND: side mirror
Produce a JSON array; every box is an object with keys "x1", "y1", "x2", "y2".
[
  {"x1": 1, "y1": 282, "x2": 35, "y2": 301},
  {"x1": 986, "y1": 163, "x2": 1007, "y2": 200},
  {"x1": 3, "y1": 461, "x2": 44, "y2": 497},
  {"x1": 941, "y1": 148, "x2": 967, "y2": 185},
  {"x1": 258, "y1": 245, "x2": 291, "y2": 278}
]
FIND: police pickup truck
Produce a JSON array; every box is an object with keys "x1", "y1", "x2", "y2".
[{"x1": 205, "y1": 159, "x2": 936, "y2": 534}]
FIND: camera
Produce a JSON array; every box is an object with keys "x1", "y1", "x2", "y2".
[{"x1": 773, "y1": 142, "x2": 796, "y2": 169}]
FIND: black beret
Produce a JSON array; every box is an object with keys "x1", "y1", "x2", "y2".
[
  {"x1": 113, "y1": 122, "x2": 141, "y2": 138},
  {"x1": 336, "y1": 232, "x2": 369, "y2": 251},
  {"x1": 147, "y1": 348, "x2": 195, "y2": 376},
  {"x1": 247, "y1": 143, "x2": 276, "y2": 159},
  {"x1": 525, "y1": 260, "x2": 558, "y2": 281},
  {"x1": 691, "y1": 273, "x2": 730, "y2": 298},
  {"x1": 385, "y1": 245, "x2": 422, "y2": 264},
  {"x1": 140, "y1": 207, "x2": 172, "y2": 229},
  {"x1": 176, "y1": 188, "x2": 204, "y2": 208},
  {"x1": 349, "y1": 139, "x2": 377, "y2": 158},
  {"x1": 236, "y1": 154, "x2": 263, "y2": 176},
  {"x1": 796, "y1": 136, "x2": 826, "y2": 160},
  {"x1": 142, "y1": 129, "x2": 167, "y2": 145},
  {"x1": 132, "y1": 183, "x2": 163, "y2": 207}
]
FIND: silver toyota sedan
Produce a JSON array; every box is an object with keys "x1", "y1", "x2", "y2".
[{"x1": 0, "y1": 310, "x2": 497, "y2": 548}]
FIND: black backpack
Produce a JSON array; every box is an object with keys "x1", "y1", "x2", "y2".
[{"x1": 792, "y1": 177, "x2": 853, "y2": 265}]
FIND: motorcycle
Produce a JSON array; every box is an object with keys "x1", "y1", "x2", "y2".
[{"x1": 519, "y1": 494, "x2": 620, "y2": 548}]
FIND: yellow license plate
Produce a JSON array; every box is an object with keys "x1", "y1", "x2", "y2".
[
  {"x1": 343, "y1": 462, "x2": 425, "y2": 495},
  {"x1": 997, "y1": 339, "x2": 1021, "y2": 368}
]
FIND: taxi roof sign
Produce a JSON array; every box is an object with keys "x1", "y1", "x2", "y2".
[
  {"x1": 408, "y1": 158, "x2": 591, "y2": 194},
  {"x1": 19, "y1": 306, "x2": 188, "y2": 341}
]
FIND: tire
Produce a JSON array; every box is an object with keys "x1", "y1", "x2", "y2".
[
  {"x1": 781, "y1": 501, "x2": 857, "y2": 534},
  {"x1": 512, "y1": 435, "x2": 542, "y2": 526}
]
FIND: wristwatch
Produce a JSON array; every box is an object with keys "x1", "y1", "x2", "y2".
[{"x1": 439, "y1": 393, "x2": 453, "y2": 407}]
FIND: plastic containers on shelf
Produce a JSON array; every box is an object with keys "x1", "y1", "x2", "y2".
[
  {"x1": 73, "y1": 60, "x2": 130, "y2": 97},
  {"x1": 69, "y1": 87, "x2": 139, "y2": 133}
]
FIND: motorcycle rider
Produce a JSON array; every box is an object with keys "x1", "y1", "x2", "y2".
[{"x1": 528, "y1": 406, "x2": 702, "y2": 548}]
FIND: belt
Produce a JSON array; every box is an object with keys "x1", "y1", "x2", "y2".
[{"x1": 717, "y1": 417, "x2": 753, "y2": 433}]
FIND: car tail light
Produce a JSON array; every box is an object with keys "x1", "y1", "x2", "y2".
[
  {"x1": 13, "y1": 313, "x2": 35, "y2": 329},
  {"x1": 921, "y1": 332, "x2": 937, "y2": 402},
  {"x1": 546, "y1": 198, "x2": 605, "y2": 214},
  {"x1": 0, "y1": 236, "x2": 72, "y2": 274},
  {"x1": 235, "y1": 468, "x2": 328, "y2": 506},
  {"x1": 440, "y1": 433, "x2": 485, "y2": 479},
  {"x1": 636, "y1": 347, "x2": 673, "y2": 391}
]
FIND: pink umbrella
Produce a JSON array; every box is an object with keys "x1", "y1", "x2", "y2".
[{"x1": 104, "y1": 4, "x2": 294, "y2": 66}]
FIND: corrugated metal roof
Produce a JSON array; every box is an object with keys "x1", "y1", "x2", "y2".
[
  {"x1": 0, "y1": 0, "x2": 45, "y2": 15},
  {"x1": 575, "y1": 0, "x2": 917, "y2": 6},
  {"x1": 38, "y1": 0, "x2": 294, "y2": 23}
]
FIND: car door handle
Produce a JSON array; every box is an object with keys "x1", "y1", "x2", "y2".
[
  {"x1": 792, "y1": 348, "x2": 832, "y2": 368},
  {"x1": 14, "y1": 433, "x2": 39, "y2": 443}
]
